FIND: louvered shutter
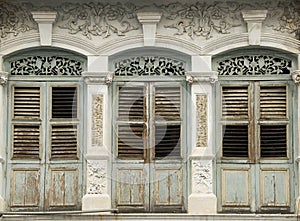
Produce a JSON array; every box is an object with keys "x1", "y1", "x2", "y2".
[
  {"x1": 50, "y1": 86, "x2": 78, "y2": 159},
  {"x1": 12, "y1": 86, "x2": 41, "y2": 159},
  {"x1": 259, "y1": 85, "x2": 288, "y2": 158},
  {"x1": 154, "y1": 86, "x2": 181, "y2": 158},
  {"x1": 117, "y1": 86, "x2": 145, "y2": 159},
  {"x1": 222, "y1": 86, "x2": 248, "y2": 119},
  {"x1": 221, "y1": 85, "x2": 249, "y2": 158}
]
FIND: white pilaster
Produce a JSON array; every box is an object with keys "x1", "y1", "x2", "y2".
[
  {"x1": 0, "y1": 71, "x2": 8, "y2": 211},
  {"x1": 82, "y1": 55, "x2": 112, "y2": 212},
  {"x1": 31, "y1": 11, "x2": 57, "y2": 46},
  {"x1": 292, "y1": 68, "x2": 300, "y2": 214},
  {"x1": 187, "y1": 56, "x2": 217, "y2": 214},
  {"x1": 137, "y1": 12, "x2": 162, "y2": 46},
  {"x1": 242, "y1": 10, "x2": 268, "y2": 45}
]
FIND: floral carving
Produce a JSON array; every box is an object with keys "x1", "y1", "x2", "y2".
[
  {"x1": 218, "y1": 55, "x2": 292, "y2": 76},
  {"x1": 159, "y1": 2, "x2": 246, "y2": 39},
  {"x1": 57, "y1": 2, "x2": 141, "y2": 39},
  {"x1": 193, "y1": 161, "x2": 212, "y2": 193},
  {"x1": 87, "y1": 160, "x2": 106, "y2": 194},
  {"x1": 92, "y1": 95, "x2": 103, "y2": 147},
  {"x1": 10, "y1": 56, "x2": 83, "y2": 76},
  {"x1": 115, "y1": 56, "x2": 186, "y2": 76},
  {"x1": 0, "y1": 72, "x2": 8, "y2": 86},
  {"x1": 267, "y1": 1, "x2": 300, "y2": 39},
  {"x1": 0, "y1": 2, "x2": 37, "y2": 41},
  {"x1": 196, "y1": 95, "x2": 208, "y2": 147}
]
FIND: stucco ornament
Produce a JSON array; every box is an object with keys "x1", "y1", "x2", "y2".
[
  {"x1": 267, "y1": 1, "x2": 300, "y2": 39},
  {"x1": 0, "y1": 2, "x2": 37, "y2": 41},
  {"x1": 292, "y1": 70, "x2": 300, "y2": 84},
  {"x1": 57, "y1": 2, "x2": 140, "y2": 39},
  {"x1": 193, "y1": 161, "x2": 213, "y2": 193},
  {"x1": 87, "y1": 161, "x2": 106, "y2": 194},
  {"x1": 160, "y1": 2, "x2": 245, "y2": 39},
  {"x1": 0, "y1": 73, "x2": 8, "y2": 86}
]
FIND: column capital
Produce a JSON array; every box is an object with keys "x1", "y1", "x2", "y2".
[
  {"x1": 186, "y1": 72, "x2": 218, "y2": 84},
  {"x1": 83, "y1": 72, "x2": 114, "y2": 85},
  {"x1": 0, "y1": 72, "x2": 8, "y2": 86},
  {"x1": 292, "y1": 70, "x2": 300, "y2": 84}
]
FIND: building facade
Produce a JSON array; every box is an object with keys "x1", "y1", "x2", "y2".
[{"x1": 0, "y1": 0, "x2": 300, "y2": 219}]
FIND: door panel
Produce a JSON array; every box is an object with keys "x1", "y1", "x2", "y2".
[
  {"x1": 258, "y1": 166, "x2": 291, "y2": 212},
  {"x1": 152, "y1": 165, "x2": 183, "y2": 211}
]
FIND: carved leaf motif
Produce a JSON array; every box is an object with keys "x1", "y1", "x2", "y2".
[{"x1": 57, "y1": 2, "x2": 141, "y2": 39}]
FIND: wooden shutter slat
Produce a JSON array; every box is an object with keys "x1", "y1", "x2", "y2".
[
  {"x1": 13, "y1": 125, "x2": 40, "y2": 159},
  {"x1": 222, "y1": 86, "x2": 248, "y2": 119},
  {"x1": 260, "y1": 86, "x2": 287, "y2": 119},
  {"x1": 260, "y1": 125, "x2": 287, "y2": 158},
  {"x1": 117, "y1": 124, "x2": 144, "y2": 158},
  {"x1": 155, "y1": 86, "x2": 181, "y2": 120},
  {"x1": 118, "y1": 86, "x2": 144, "y2": 120},
  {"x1": 222, "y1": 125, "x2": 248, "y2": 158},
  {"x1": 155, "y1": 124, "x2": 181, "y2": 158},
  {"x1": 13, "y1": 87, "x2": 41, "y2": 119},
  {"x1": 52, "y1": 87, "x2": 78, "y2": 119},
  {"x1": 51, "y1": 125, "x2": 78, "y2": 159}
]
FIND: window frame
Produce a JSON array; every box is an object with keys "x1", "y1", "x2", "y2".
[
  {"x1": 112, "y1": 78, "x2": 187, "y2": 162},
  {"x1": 217, "y1": 78, "x2": 294, "y2": 164}
]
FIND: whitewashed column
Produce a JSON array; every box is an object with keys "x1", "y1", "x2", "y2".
[
  {"x1": 292, "y1": 56, "x2": 300, "y2": 214},
  {"x1": 0, "y1": 71, "x2": 8, "y2": 211},
  {"x1": 82, "y1": 56, "x2": 112, "y2": 211},
  {"x1": 187, "y1": 56, "x2": 217, "y2": 214}
]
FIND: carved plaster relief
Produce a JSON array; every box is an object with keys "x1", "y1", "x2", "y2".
[
  {"x1": 0, "y1": 72, "x2": 8, "y2": 86},
  {"x1": 87, "y1": 160, "x2": 107, "y2": 194},
  {"x1": 266, "y1": 1, "x2": 300, "y2": 39},
  {"x1": 56, "y1": 2, "x2": 141, "y2": 39},
  {"x1": 159, "y1": 2, "x2": 246, "y2": 39},
  {"x1": 192, "y1": 161, "x2": 213, "y2": 193},
  {"x1": 196, "y1": 94, "x2": 208, "y2": 147},
  {"x1": 92, "y1": 95, "x2": 103, "y2": 147},
  {"x1": 0, "y1": 2, "x2": 37, "y2": 42}
]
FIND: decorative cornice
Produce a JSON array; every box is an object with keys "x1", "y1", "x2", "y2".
[
  {"x1": 292, "y1": 70, "x2": 300, "y2": 84},
  {"x1": 31, "y1": 11, "x2": 57, "y2": 23},
  {"x1": 0, "y1": 72, "x2": 8, "y2": 86}
]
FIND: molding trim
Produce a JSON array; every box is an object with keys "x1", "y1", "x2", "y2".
[
  {"x1": 186, "y1": 72, "x2": 218, "y2": 84},
  {"x1": 83, "y1": 72, "x2": 114, "y2": 84}
]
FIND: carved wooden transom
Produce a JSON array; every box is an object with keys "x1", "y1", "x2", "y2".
[
  {"x1": 10, "y1": 56, "x2": 83, "y2": 76},
  {"x1": 114, "y1": 56, "x2": 186, "y2": 76},
  {"x1": 217, "y1": 55, "x2": 292, "y2": 76}
]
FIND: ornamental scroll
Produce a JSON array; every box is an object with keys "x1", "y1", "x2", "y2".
[
  {"x1": 115, "y1": 56, "x2": 186, "y2": 76},
  {"x1": 10, "y1": 56, "x2": 83, "y2": 76}
]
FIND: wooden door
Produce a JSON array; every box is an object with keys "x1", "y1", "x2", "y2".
[
  {"x1": 217, "y1": 81, "x2": 295, "y2": 213},
  {"x1": 7, "y1": 82, "x2": 82, "y2": 211},
  {"x1": 112, "y1": 82, "x2": 186, "y2": 212}
]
